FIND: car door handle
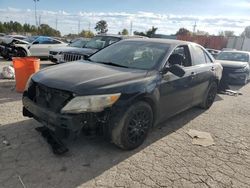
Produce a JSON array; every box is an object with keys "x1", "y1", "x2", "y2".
[{"x1": 190, "y1": 72, "x2": 196, "y2": 79}]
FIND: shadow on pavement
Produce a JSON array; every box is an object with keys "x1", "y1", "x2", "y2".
[
  {"x1": 0, "y1": 80, "x2": 22, "y2": 104},
  {"x1": 229, "y1": 83, "x2": 247, "y2": 91},
  {"x1": 0, "y1": 107, "x2": 204, "y2": 188}
]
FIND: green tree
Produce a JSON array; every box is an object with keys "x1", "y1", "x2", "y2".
[
  {"x1": 37, "y1": 24, "x2": 61, "y2": 37},
  {"x1": 121, "y1": 28, "x2": 129, "y2": 35},
  {"x1": 79, "y1": 30, "x2": 94, "y2": 38},
  {"x1": 95, "y1": 20, "x2": 108, "y2": 34},
  {"x1": 0, "y1": 22, "x2": 6, "y2": 33},
  {"x1": 241, "y1": 26, "x2": 250, "y2": 38},
  {"x1": 176, "y1": 28, "x2": 191, "y2": 36},
  {"x1": 133, "y1": 31, "x2": 146, "y2": 37},
  {"x1": 145, "y1": 26, "x2": 158, "y2": 37},
  {"x1": 134, "y1": 26, "x2": 158, "y2": 37}
]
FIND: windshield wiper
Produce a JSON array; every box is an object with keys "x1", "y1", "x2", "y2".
[{"x1": 97, "y1": 61, "x2": 129, "y2": 68}]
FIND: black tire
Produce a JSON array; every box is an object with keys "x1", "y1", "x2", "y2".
[
  {"x1": 16, "y1": 48, "x2": 27, "y2": 57},
  {"x1": 111, "y1": 101, "x2": 153, "y2": 150},
  {"x1": 240, "y1": 77, "x2": 248, "y2": 85},
  {"x1": 200, "y1": 82, "x2": 218, "y2": 109}
]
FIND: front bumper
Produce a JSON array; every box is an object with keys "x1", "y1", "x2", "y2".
[
  {"x1": 227, "y1": 72, "x2": 249, "y2": 84},
  {"x1": 22, "y1": 95, "x2": 114, "y2": 137},
  {"x1": 48, "y1": 55, "x2": 58, "y2": 63},
  {"x1": 23, "y1": 96, "x2": 85, "y2": 132}
]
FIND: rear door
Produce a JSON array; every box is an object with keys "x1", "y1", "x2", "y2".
[
  {"x1": 159, "y1": 45, "x2": 196, "y2": 121},
  {"x1": 189, "y1": 45, "x2": 215, "y2": 106}
]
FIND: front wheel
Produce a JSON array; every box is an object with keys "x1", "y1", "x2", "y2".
[
  {"x1": 111, "y1": 101, "x2": 153, "y2": 150},
  {"x1": 200, "y1": 82, "x2": 218, "y2": 109},
  {"x1": 16, "y1": 48, "x2": 27, "y2": 57}
]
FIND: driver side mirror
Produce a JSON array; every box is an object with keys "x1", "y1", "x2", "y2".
[{"x1": 161, "y1": 64, "x2": 185, "y2": 77}]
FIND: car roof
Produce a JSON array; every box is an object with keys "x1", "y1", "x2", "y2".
[
  {"x1": 96, "y1": 34, "x2": 147, "y2": 39},
  {"x1": 119, "y1": 37, "x2": 195, "y2": 45}
]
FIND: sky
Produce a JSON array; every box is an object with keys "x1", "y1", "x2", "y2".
[{"x1": 0, "y1": 0, "x2": 250, "y2": 35}]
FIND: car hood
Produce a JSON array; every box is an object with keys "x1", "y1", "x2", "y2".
[
  {"x1": 0, "y1": 37, "x2": 30, "y2": 45},
  {"x1": 32, "y1": 60, "x2": 148, "y2": 95},
  {"x1": 63, "y1": 47, "x2": 98, "y2": 56},
  {"x1": 50, "y1": 46, "x2": 81, "y2": 53},
  {"x1": 215, "y1": 60, "x2": 248, "y2": 68}
]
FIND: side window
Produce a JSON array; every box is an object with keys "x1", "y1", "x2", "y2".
[
  {"x1": 105, "y1": 37, "x2": 120, "y2": 46},
  {"x1": 204, "y1": 52, "x2": 213, "y2": 63},
  {"x1": 37, "y1": 37, "x2": 51, "y2": 44},
  {"x1": 191, "y1": 46, "x2": 207, "y2": 65},
  {"x1": 50, "y1": 39, "x2": 61, "y2": 44},
  {"x1": 168, "y1": 45, "x2": 192, "y2": 67}
]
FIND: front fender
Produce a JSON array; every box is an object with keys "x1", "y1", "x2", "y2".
[{"x1": 14, "y1": 44, "x2": 31, "y2": 56}]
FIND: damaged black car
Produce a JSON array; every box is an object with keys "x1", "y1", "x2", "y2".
[{"x1": 23, "y1": 39, "x2": 222, "y2": 150}]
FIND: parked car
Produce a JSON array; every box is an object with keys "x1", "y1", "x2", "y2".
[
  {"x1": 22, "y1": 39, "x2": 222, "y2": 150},
  {"x1": 59, "y1": 34, "x2": 145, "y2": 63},
  {"x1": 14, "y1": 36, "x2": 67, "y2": 58},
  {"x1": 0, "y1": 36, "x2": 34, "y2": 59},
  {"x1": 4, "y1": 34, "x2": 27, "y2": 40},
  {"x1": 216, "y1": 50, "x2": 250, "y2": 85},
  {"x1": 49, "y1": 37, "x2": 90, "y2": 63},
  {"x1": 206, "y1": 48, "x2": 221, "y2": 58}
]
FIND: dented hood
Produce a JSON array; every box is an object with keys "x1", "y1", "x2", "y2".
[{"x1": 32, "y1": 60, "x2": 148, "y2": 95}]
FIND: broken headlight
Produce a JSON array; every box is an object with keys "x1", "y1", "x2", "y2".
[{"x1": 61, "y1": 93, "x2": 121, "y2": 114}]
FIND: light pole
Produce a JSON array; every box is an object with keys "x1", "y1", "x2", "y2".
[{"x1": 34, "y1": 0, "x2": 39, "y2": 26}]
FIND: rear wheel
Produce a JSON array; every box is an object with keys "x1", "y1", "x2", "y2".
[
  {"x1": 200, "y1": 82, "x2": 217, "y2": 109},
  {"x1": 111, "y1": 101, "x2": 153, "y2": 150}
]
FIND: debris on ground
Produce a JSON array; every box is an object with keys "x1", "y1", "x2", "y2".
[
  {"x1": 35, "y1": 126, "x2": 69, "y2": 155},
  {"x1": 1, "y1": 66, "x2": 15, "y2": 79},
  {"x1": 187, "y1": 129, "x2": 215, "y2": 147},
  {"x1": 219, "y1": 89, "x2": 243, "y2": 96},
  {"x1": 18, "y1": 175, "x2": 27, "y2": 188},
  {"x1": 2, "y1": 137, "x2": 10, "y2": 146}
]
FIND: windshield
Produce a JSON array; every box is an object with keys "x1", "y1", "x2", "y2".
[
  {"x1": 85, "y1": 36, "x2": 120, "y2": 49},
  {"x1": 216, "y1": 52, "x2": 249, "y2": 62},
  {"x1": 69, "y1": 39, "x2": 89, "y2": 48},
  {"x1": 23, "y1": 36, "x2": 38, "y2": 43},
  {"x1": 89, "y1": 41, "x2": 169, "y2": 70}
]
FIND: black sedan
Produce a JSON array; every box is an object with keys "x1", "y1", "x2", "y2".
[
  {"x1": 216, "y1": 50, "x2": 250, "y2": 85},
  {"x1": 23, "y1": 39, "x2": 222, "y2": 150}
]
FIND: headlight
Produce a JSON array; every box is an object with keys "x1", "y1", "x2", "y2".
[
  {"x1": 234, "y1": 66, "x2": 248, "y2": 73},
  {"x1": 61, "y1": 93, "x2": 121, "y2": 114}
]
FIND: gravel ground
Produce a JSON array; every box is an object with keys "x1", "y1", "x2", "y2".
[{"x1": 0, "y1": 59, "x2": 250, "y2": 188}]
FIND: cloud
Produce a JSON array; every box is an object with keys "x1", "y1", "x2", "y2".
[{"x1": 0, "y1": 7, "x2": 249, "y2": 35}]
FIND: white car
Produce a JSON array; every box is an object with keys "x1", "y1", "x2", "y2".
[
  {"x1": 14, "y1": 36, "x2": 67, "y2": 58},
  {"x1": 49, "y1": 37, "x2": 90, "y2": 63}
]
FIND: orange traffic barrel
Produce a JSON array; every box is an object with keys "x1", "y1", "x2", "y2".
[{"x1": 12, "y1": 57, "x2": 40, "y2": 92}]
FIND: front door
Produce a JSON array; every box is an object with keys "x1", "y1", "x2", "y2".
[{"x1": 159, "y1": 45, "x2": 195, "y2": 121}]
